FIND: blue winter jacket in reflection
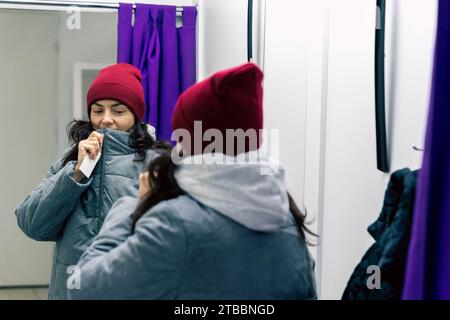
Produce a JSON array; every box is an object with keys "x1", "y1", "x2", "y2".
[
  {"x1": 69, "y1": 151, "x2": 318, "y2": 300},
  {"x1": 15, "y1": 128, "x2": 156, "y2": 300}
]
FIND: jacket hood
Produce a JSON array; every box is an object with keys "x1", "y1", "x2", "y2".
[{"x1": 174, "y1": 150, "x2": 294, "y2": 232}]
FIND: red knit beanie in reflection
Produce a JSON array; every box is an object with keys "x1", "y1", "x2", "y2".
[
  {"x1": 86, "y1": 63, "x2": 146, "y2": 121},
  {"x1": 172, "y1": 63, "x2": 264, "y2": 156}
]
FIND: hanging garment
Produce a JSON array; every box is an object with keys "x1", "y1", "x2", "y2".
[
  {"x1": 402, "y1": 0, "x2": 450, "y2": 300},
  {"x1": 342, "y1": 168, "x2": 418, "y2": 300},
  {"x1": 117, "y1": 3, "x2": 197, "y2": 141}
]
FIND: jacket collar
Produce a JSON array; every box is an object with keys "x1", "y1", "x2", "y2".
[{"x1": 97, "y1": 128, "x2": 135, "y2": 156}]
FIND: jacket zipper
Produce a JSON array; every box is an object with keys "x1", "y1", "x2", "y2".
[{"x1": 97, "y1": 131, "x2": 106, "y2": 233}]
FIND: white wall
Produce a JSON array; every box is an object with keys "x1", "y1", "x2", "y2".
[
  {"x1": 319, "y1": 0, "x2": 386, "y2": 299},
  {"x1": 196, "y1": 0, "x2": 249, "y2": 79},
  {"x1": 385, "y1": 0, "x2": 436, "y2": 170},
  {"x1": 263, "y1": 0, "x2": 306, "y2": 203},
  {"x1": 263, "y1": 0, "x2": 322, "y2": 259},
  {"x1": 302, "y1": 0, "x2": 329, "y2": 281},
  {"x1": 313, "y1": 0, "x2": 437, "y2": 299},
  {"x1": 0, "y1": 9, "x2": 58, "y2": 286}
]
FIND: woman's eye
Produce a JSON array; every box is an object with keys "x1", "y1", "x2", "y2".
[{"x1": 93, "y1": 110, "x2": 103, "y2": 114}]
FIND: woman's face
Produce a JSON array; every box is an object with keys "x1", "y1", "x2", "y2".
[{"x1": 90, "y1": 99, "x2": 135, "y2": 132}]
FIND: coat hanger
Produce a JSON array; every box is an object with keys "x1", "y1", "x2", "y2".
[{"x1": 412, "y1": 144, "x2": 424, "y2": 152}]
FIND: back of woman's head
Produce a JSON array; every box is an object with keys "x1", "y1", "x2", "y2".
[
  {"x1": 131, "y1": 148, "x2": 185, "y2": 231},
  {"x1": 172, "y1": 63, "x2": 264, "y2": 157}
]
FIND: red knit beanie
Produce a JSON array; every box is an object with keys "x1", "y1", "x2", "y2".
[
  {"x1": 86, "y1": 63, "x2": 146, "y2": 121},
  {"x1": 172, "y1": 63, "x2": 264, "y2": 156}
]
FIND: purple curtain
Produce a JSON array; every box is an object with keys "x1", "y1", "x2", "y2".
[
  {"x1": 117, "y1": 3, "x2": 197, "y2": 141},
  {"x1": 402, "y1": 0, "x2": 450, "y2": 300}
]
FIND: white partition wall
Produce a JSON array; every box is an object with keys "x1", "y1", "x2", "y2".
[
  {"x1": 262, "y1": 0, "x2": 322, "y2": 263},
  {"x1": 0, "y1": 10, "x2": 58, "y2": 286},
  {"x1": 308, "y1": 0, "x2": 437, "y2": 299}
]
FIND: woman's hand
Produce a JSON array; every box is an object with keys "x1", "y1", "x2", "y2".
[
  {"x1": 73, "y1": 131, "x2": 104, "y2": 182},
  {"x1": 138, "y1": 171, "x2": 151, "y2": 200}
]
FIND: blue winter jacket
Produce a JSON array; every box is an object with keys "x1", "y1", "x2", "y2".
[
  {"x1": 16, "y1": 128, "x2": 156, "y2": 299},
  {"x1": 69, "y1": 151, "x2": 318, "y2": 300}
]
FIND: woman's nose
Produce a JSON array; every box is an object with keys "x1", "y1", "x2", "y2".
[{"x1": 101, "y1": 112, "x2": 114, "y2": 125}]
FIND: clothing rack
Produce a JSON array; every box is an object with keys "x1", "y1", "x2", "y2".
[
  {"x1": 247, "y1": 0, "x2": 253, "y2": 62},
  {"x1": 0, "y1": 1, "x2": 194, "y2": 15}
]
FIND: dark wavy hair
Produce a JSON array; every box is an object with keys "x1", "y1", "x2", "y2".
[
  {"x1": 62, "y1": 119, "x2": 156, "y2": 166},
  {"x1": 131, "y1": 150, "x2": 319, "y2": 246}
]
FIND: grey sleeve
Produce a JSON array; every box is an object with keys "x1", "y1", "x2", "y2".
[
  {"x1": 15, "y1": 159, "x2": 92, "y2": 241},
  {"x1": 68, "y1": 200, "x2": 186, "y2": 300}
]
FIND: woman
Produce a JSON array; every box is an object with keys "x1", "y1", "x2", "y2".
[
  {"x1": 16, "y1": 63, "x2": 160, "y2": 300},
  {"x1": 70, "y1": 63, "x2": 318, "y2": 300}
]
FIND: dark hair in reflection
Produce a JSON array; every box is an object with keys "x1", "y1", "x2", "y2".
[
  {"x1": 131, "y1": 148, "x2": 185, "y2": 232},
  {"x1": 61, "y1": 119, "x2": 156, "y2": 166},
  {"x1": 287, "y1": 193, "x2": 319, "y2": 246},
  {"x1": 131, "y1": 149, "x2": 319, "y2": 246}
]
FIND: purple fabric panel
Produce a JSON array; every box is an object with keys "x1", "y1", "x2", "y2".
[
  {"x1": 146, "y1": 6, "x2": 161, "y2": 127},
  {"x1": 117, "y1": 3, "x2": 133, "y2": 63},
  {"x1": 177, "y1": 6, "x2": 197, "y2": 93},
  {"x1": 133, "y1": 4, "x2": 152, "y2": 124},
  {"x1": 117, "y1": 3, "x2": 196, "y2": 139},
  {"x1": 402, "y1": 0, "x2": 450, "y2": 300},
  {"x1": 158, "y1": 6, "x2": 180, "y2": 141}
]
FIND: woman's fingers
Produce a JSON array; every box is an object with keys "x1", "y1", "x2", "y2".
[
  {"x1": 79, "y1": 140, "x2": 100, "y2": 160},
  {"x1": 79, "y1": 132, "x2": 104, "y2": 161},
  {"x1": 75, "y1": 134, "x2": 103, "y2": 172},
  {"x1": 87, "y1": 140, "x2": 101, "y2": 152},
  {"x1": 138, "y1": 171, "x2": 151, "y2": 199},
  {"x1": 78, "y1": 142, "x2": 95, "y2": 161},
  {"x1": 88, "y1": 131, "x2": 104, "y2": 147}
]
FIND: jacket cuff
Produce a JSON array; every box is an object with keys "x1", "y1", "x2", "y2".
[{"x1": 65, "y1": 161, "x2": 93, "y2": 186}]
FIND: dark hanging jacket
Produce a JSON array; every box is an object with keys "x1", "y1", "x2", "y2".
[{"x1": 342, "y1": 168, "x2": 418, "y2": 300}]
